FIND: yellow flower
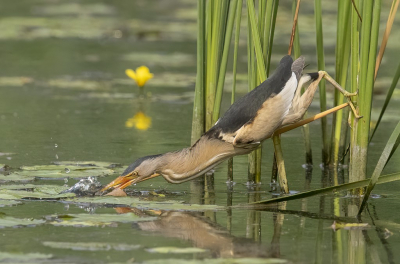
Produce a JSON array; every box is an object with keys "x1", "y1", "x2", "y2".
[
  {"x1": 125, "y1": 66, "x2": 154, "y2": 87},
  {"x1": 125, "y1": 111, "x2": 151, "y2": 130}
]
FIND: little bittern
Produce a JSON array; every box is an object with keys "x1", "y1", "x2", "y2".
[{"x1": 102, "y1": 55, "x2": 358, "y2": 191}]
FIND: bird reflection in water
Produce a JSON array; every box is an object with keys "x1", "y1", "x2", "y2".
[{"x1": 115, "y1": 207, "x2": 276, "y2": 258}]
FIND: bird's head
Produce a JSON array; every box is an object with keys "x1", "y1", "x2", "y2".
[{"x1": 101, "y1": 154, "x2": 163, "y2": 192}]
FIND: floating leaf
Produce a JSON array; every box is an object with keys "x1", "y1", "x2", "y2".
[
  {"x1": 0, "y1": 200, "x2": 22, "y2": 207},
  {"x1": 142, "y1": 258, "x2": 288, "y2": 264},
  {"x1": 0, "y1": 215, "x2": 45, "y2": 228},
  {"x1": 47, "y1": 213, "x2": 156, "y2": 227},
  {"x1": 0, "y1": 173, "x2": 35, "y2": 183},
  {"x1": 66, "y1": 196, "x2": 224, "y2": 211},
  {"x1": 42, "y1": 241, "x2": 140, "y2": 251},
  {"x1": 331, "y1": 221, "x2": 369, "y2": 231},
  {"x1": 52, "y1": 161, "x2": 122, "y2": 168},
  {"x1": 0, "y1": 186, "x2": 74, "y2": 200},
  {"x1": 15, "y1": 168, "x2": 115, "y2": 179},
  {"x1": 0, "y1": 252, "x2": 52, "y2": 262},
  {"x1": 146, "y1": 247, "x2": 207, "y2": 254}
]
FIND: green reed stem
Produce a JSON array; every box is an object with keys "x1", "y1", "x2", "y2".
[
  {"x1": 330, "y1": 0, "x2": 351, "y2": 167},
  {"x1": 266, "y1": 0, "x2": 279, "y2": 76},
  {"x1": 272, "y1": 135, "x2": 289, "y2": 193},
  {"x1": 350, "y1": 0, "x2": 381, "y2": 185},
  {"x1": 191, "y1": 0, "x2": 206, "y2": 144},
  {"x1": 213, "y1": 0, "x2": 239, "y2": 123},
  {"x1": 227, "y1": 0, "x2": 243, "y2": 182},
  {"x1": 314, "y1": 0, "x2": 329, "y2": 164},
  {"x1": 206, "y1": 0, "x2": 224, "y2": 130}
]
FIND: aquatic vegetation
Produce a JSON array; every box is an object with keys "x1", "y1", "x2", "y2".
[
  {"x1": 42, "y1": 241, "x2": 140, "y2": 251},
  {"x1": 47, "y1": 213, "x2": 156, "y2": 227},
  {"x1": 146, "y1": 247, "x2": 207, "y2": 254},
  {"x1": 0, "y1": 214, "x2": 45, "y2": 228},
  {"x1": 125, "y1": 66, "x2": 154, "y2": 88}
]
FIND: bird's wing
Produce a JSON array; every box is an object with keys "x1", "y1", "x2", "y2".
[{"x1": 205, "y1": 55, "x2": 301, "y2": 145}]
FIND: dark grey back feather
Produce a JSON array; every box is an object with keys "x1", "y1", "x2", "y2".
[
  {"x1": 291, "y1": 56, "x2": 305, "y2": 82},
  {"x1": 205, "y1": 55, "x2": 294, "y2": 137}
]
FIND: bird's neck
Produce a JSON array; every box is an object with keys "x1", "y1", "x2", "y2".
[{"x1": 155, "y1": 137, "x2": 251, "y2": 183}]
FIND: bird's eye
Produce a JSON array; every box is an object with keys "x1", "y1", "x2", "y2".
[{"x1": 133, "y1": 171, "x2": 139, "y2": 176}]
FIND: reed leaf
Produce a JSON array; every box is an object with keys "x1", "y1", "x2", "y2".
[
  {"x1": 358, "y1": 121, "x2": 400, "y2": 215},
  {"x1": 252, "y1": 172, "x2": 400, "y2": 205},
  {"x1": 370, "y1": 62, "x2": 400, "y2": 142}
]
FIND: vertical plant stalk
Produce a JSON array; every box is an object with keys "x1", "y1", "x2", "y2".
[
  {"x1": 206, "y1": 0, "x2": 224, "y2": 130},
  {"x1": 272, "y1": 135, "x2": 289, "y2": 193},
  {"x1": 291, "y1": 0, "x2": 312, "y2": 165},
  {"x1": 227, "y1": 0, "x2": 243, "y2": 182},
  {"x1": 190, "y1": 0, "x2": 207, "y2": 205},
  {"x1": 331, "y1": 0, "x2": 351, "y2": 167},
  {"x1": 350, "y1": 0, "x2": 381, "y2": 185},
  {"x1": 288, "y1": 0, "x2": 301, "y2": 55},
  {"x1": 213, "y1": 0, "x2": 239, "y2": 123},
  {"x1": 349, "y1": 0, "x2": 360, "y2": 183},
  {"x1": 271, "y1": 0, "x2": 300, "y2": 192},
  {"x1": 191, "y1": 0, "x2": 206, "y2": 145},
  {"x1": 314, "y1": 0, "x2": 329, "y2": 164},
  {"x1": 374, "y1": 0, "x2": 399, "y2": 79},
  {"x1": 247, "y1": 0, "x2": 267, "y2": 183}
]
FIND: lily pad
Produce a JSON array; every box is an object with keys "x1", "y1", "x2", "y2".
[
  {"x1": 146, "y1": 247, "x2": 207, "y2": 254},
  {"x1": 142, "y1": 258, "x2": 288, "y2": 264},
  {"x1": 47, "y1": 213, "x2": 156, "y2": 227},
  {"x1": 0, "y1": 215, "x2": 45, "y2": 228},
  {"x1": 0, "y1": 200, "x2": 22, "y2": 207},
  {"x1": 52, "y1": 161, "x2": 122, "y2": 168},
  {"x1": 0, "y1": 252, "x2": 52, "y2": 262},
  {"x1": 15, "y1": 168, "x2": 115, "y2": 179},
  {"x1": 42, "y1": 241, "x2": 140, "y2": 251},
  {"x1": 0, "y1": 186, "x2": 75, "y2": 200},
  {"x1": 0, "y1": 173, "x2": 35, "y2": 183},
  {"x1": 66, "y1": 196, "x2": 224, "y2": 211}
]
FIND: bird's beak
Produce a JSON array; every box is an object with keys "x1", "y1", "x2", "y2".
[{"x1": 100, "y1": 172, "x2": 161, "y2": 192}]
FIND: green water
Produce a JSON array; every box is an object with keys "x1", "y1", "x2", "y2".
[{"x1": 1, "y1": 1, "x2": 400, "y2": 263}]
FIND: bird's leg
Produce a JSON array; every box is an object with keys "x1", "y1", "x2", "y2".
[{"x1": 319, "y1": 71, "x2": 362, "y2": 119}]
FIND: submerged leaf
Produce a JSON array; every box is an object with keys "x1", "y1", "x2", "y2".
[
  {"x1": 0, "y1": 185, "x2": 74, "y2": 200},
  {"x1": 142, "y1": 258, "x2": 287, "y2": 264},
  {"x1": 48, "y1": 213, "x2": 156, "y2": 227},
  {"x1": 0, "y1": 252, "x2": 52, "y2": 261},
  {"x1": 0, "y1": 173, "x2": 35, "y2": 183},
  {"x1": 0, "y1": 200, "x2": 22, "y2": 207},
  {"x1": 42, "y1": 241, "x2": 140, "y2": 251},
  {"x1": 0, "y1": 215, "x2": 45, "y2": 228},
  {"x1": 66, "y1": 196, "x2": 224, "y2": 211},
  {"x1": 52, "y1": 161, "x2": 122, "y2": 168},
  {"x1": 16, "y1": 168, "x2": 115, "y2": 179},
  {"x1": 146, "y1": 247, "x2": 207, "y2": 254}
]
